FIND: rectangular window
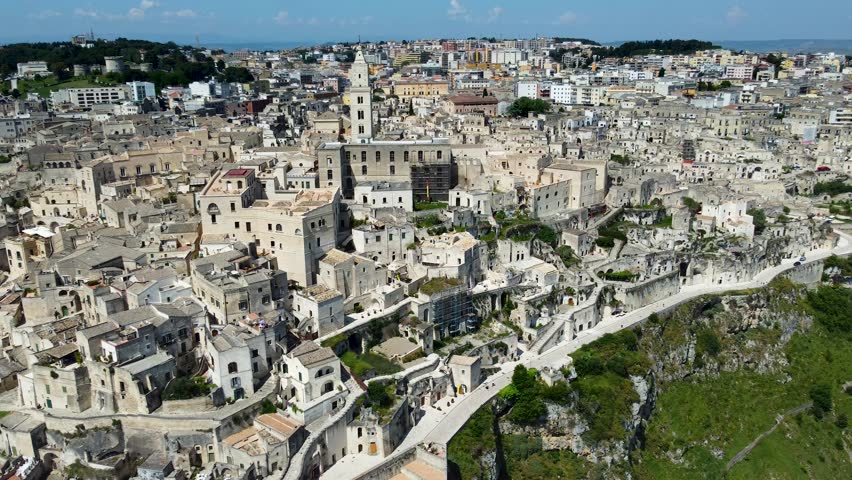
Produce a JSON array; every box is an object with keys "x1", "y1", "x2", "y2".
[
  {"x1": 235, "y1": 221, "x2": 240, "y2": 229},
  {"x1": 246, "y1": 222, "x2": 251, "y2": 232},
  {"x1": 230, "y1": 202, "x2": 236, "y2": 212},
  {"x1": 437, "y1": 151, "x2": 443, "y2": 159}
]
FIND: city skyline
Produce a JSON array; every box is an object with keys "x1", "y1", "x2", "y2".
[{"x1": 5, "y1": 0, "x2": 852, "y2": 44}]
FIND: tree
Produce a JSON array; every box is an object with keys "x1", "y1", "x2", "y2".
[
  {"x1": 408, "y1": 102, "x2": 414, "y2": 116},
  {"x1": 747, "y1": 208, "x2": 767, "y2": 235},
  {"x1": 658, "y1": 67, "x2": 666, "y2": 77},
  {"x1": 810, "y1": 383, "x2": 832, "y2": 419},
  {"x1": 216, "y1": 59, "x2": 225, "y2": 71},
  {"x1": 10, "y1": 89, "x2": 20, "y2": 99},
  {"x1": 506, "y1": 97, "x2": 550, "y2": 117},
  {"x1": 836, "y1": 413, "x2": 848, "y2": 429},
  {"x1": 482, "y1": 87, "x2": 488, "y2": 97}
]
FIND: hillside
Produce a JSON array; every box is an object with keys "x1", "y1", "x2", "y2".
[{"x1": 448, "y1": 275, "x2": 852, "y2": 479}]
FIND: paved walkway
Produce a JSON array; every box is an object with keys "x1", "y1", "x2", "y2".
[
  {"x1": 725, "y1": 402, "x2": 813, "y2": 471},
  {"x1": 338, "y1": 230, "x2": 852, "y2": 479}
]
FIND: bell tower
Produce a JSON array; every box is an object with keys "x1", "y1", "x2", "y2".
[{"x1": 349, "y1": 47, "x2": 373, "y2": 142}]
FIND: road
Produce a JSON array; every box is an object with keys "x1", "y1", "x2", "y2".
[{"x1": 336, "y1": 230, "x2": 852, "y2": 479}]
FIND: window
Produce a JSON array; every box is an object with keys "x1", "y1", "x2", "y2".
[
  {"x1": 246, "y1": 222, "x2": 251, "y2": 232},
  {"x1": 390, "y1": 165, "x2": 396, "y2": 175},
  {"x1": 361, "y1": 165, "x2": 368, "y2": 175},
  {"x1": 239, "y1": 300, "x2": 248, "y2": 311},
  {"x1": 276, "y1": 224, "x2": 282, "y2": 232},
  {"x1": 230, "y1": 202, "x2": 236, "y2": 212},
  {"x1": 375, "y1": 151, "x2": 381, "y2": 161},
  {"x1": 251, "y1": 349, "x2": 259, "y2": 358},
  {"x1": 437, "y1": 150, "x2": 443, "y2": 159},
  {"x1": 136, "y1": 166, "x2": 142, "y2": 175},
  {"x1": 165, "y1": 163, "x2": 171, "y2": 171},
  {"x1": 149, "y1": 164, "x2": 156, "y2": 173},
  {"x1": 327, "y1": 170, "x2": 333, "y2": 180},
  {"x1": 120, "y1": 167, "x2": 127, "y2": 177},
  {"x1": 389, "y1": 234, "x2": 394, "y2": 241},
  {"x1": 231, "y1": 377, "x2": 241, "y2": 388},
  {"x1": 268, "y1": 224, "x2": 272, "y2": 231},
  {"x1": 228, "y1": 362, "x2": 238, "y2": 374},
  {"x1": 418, "y1": 151, "x2": 424, "y2": 161},
  {"x1": 235, "y1": 221, "x2": 240, "y2": 229},
  {"x1": 361, "y1": 151, "x2": 367, "y2": 162},
  {"x1": 404, "y1": 151, "x2": 409, "y2": 162},
  {"x1": 358, "y1": 125, "x2": 365, "y2": 134},
  {"x1": 390, "y1": 151, "x2": 395, "y2": 162}
]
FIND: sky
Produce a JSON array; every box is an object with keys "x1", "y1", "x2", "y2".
[{"x1": 3, "y1": 0, "x2": 852, "y2": 45}]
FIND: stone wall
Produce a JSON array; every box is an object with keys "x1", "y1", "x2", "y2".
[{"x1": 160, "y1": 396, "x2": 217, "y2": 414}]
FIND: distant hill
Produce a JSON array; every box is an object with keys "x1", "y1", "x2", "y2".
[
  {"x1": 592, "y1": 39, "x2": 719, "y2": 58},
  {"x1": 717, "y1": 39, "x2": 852, "y2": 55}
]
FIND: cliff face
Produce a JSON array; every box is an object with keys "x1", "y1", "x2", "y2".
[{"x1": 453, "y1": 280, "x2": 819, "y2": 479}]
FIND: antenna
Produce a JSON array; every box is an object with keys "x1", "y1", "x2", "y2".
[{"x1": 89, "y1": 28, "x2": 95, "y2": 41}]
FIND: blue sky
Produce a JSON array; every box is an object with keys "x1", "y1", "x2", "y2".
[{"x1": 4, "y1": 1, "x2": 851, "y2": 44}]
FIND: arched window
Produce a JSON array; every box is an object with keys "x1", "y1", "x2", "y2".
[
  {"x1": 227, "y1": 362, "x2": 238, "y2": 374},
  {"x1": 375, "y1": 151, "x2": 381, "y2": 161},
  {"x1": 275, "y1": 224, "x2": 282, "y2": 232},
  {"x1": 361, "y1": 165, "x2": 367, "y2": 175}
]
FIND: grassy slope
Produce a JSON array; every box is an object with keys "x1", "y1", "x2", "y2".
[
  {"x1": 635, "y1": 323, "x2": 852, "y2": 479},
  {"x1": 450, "y1": 284, "x2": 851, "y2": 479}
]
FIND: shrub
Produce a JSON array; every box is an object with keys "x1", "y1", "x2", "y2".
[{"x1": 810, "y1": 383, "x2": 832, "y2": 418}]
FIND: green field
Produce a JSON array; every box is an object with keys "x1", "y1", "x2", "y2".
[
  {"x1": 449, "y1": 283, "x2": 852, "y2": 479},
  {"x1": 5, "y1": 75, "x2": 113, "y2": 97}
]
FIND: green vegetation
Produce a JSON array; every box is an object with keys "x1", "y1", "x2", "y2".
[
  {"x1": 823, "y1": 255, "x2": 852, "y2": 279},
  {"x1": 365, "y1": 381, "x2": 398, "y2": 423},
  {"x1": 452, "y1": 282, "x2": 852, "y2": 479},
  {"x1": 320, "y1": 333, "x2": 347, "y2": 349},
  {"x1": 591, "y1": 39, "x2": 718, "y2": 58},
  {"x1": 635, "y1": 284, "x2": 852, "y2": 479},
  {"x1": 0, "y1": 411, "x2": 9, "y2": 419},
  {"x1": 0, "y1": 39, "x2": 220, "y2": 91},
  {"x1": 162, "y1": 376, "x2": 213, "y2": 401},
  {"x1": 415, "y1": 214, "x2": 441, "y2": 228},
  {"x1": 813, "y1": 179, "x2": 852, "y2": 197},
  {"x1": 340, "y1": 351, "x2": 401, "y2": 377},
  {"x1": 600, "y1": 270, "x2": 638, "y2": 282},
  {"x1": 610, "y1": 154, "x2": 630, "y2": 166},
  {"x1": 747, "y1": 208, "x2": 767, "y2": 235},
  {"x1": 419, "y1": 277, "x2": 462, "y2": 295},
  {"x1": 492, "y1": 211, "x2": 557, "y2": 246},
  {"x1": 698, "y1": 79, "x2": 733, "y2": 91},
  {"x1": 7, "y1": 76, "x2": 110, "y2": 98},
  {"x1": 571, "y1": 330, "x2": 648, "y2": 441},
  {"x1": 556, "y1": 245, "x2": 581, "y2": 267},
  {"x1": 803, "y1": 284, "x2": 852, "y2": 333},
  {"x1": 259, "y1": 399, "x2": 278, "y2": 415},
  {"x1": 448, "y1": 408, "x2": 497, "y2": 479},
  {"x1": 653, "y1": 215, "x2": 673, "y2": 228},
  {"x1": 506, "y1": 97, "x2": 551, "y2": 117},
  {"x1": 0, "y1": 155, "x2": 10, "y2": 164},
  {"x1": 414, "y1": 201, "x2": 447, "y2": 211},
  {"x1": 682, "y1": 196, "x2": 702, "y2": 214}
]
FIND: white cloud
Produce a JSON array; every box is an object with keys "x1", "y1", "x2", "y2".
[
  {"x1": 448, "y1": 0, "x2": 466, "y2": 18},
  {"x1": 128, "y1": 8, "x2": 145, "y2": 19},
  {"x1": 29, "y1": 10, "x2": 62, "y2": 20},
  {"x1": 164, "y1": 9, "x2": 199, "y2": 18},
  {"x1": 557, "y1": 11, "x2": 578, "y2": 24},
  {"x1": 74, "y1": 8, "x2": 99, "y2": 19},
  {"x1": 274, "y1": 11, "x2": 289, "y2": 25},
  {"x1": 726, "y1": 6, "x2": 747, "y2": 24},
  {"x1": 486, "y1": 6, "x2": 503, "y2": 23},
  {"x1": 140, "y1": 0, "x2": 160, "y2": 9}
]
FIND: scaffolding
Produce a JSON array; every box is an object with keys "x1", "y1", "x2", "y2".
[{"x1": 429, "y1": 285, "x2": 475, "y2": 339}]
